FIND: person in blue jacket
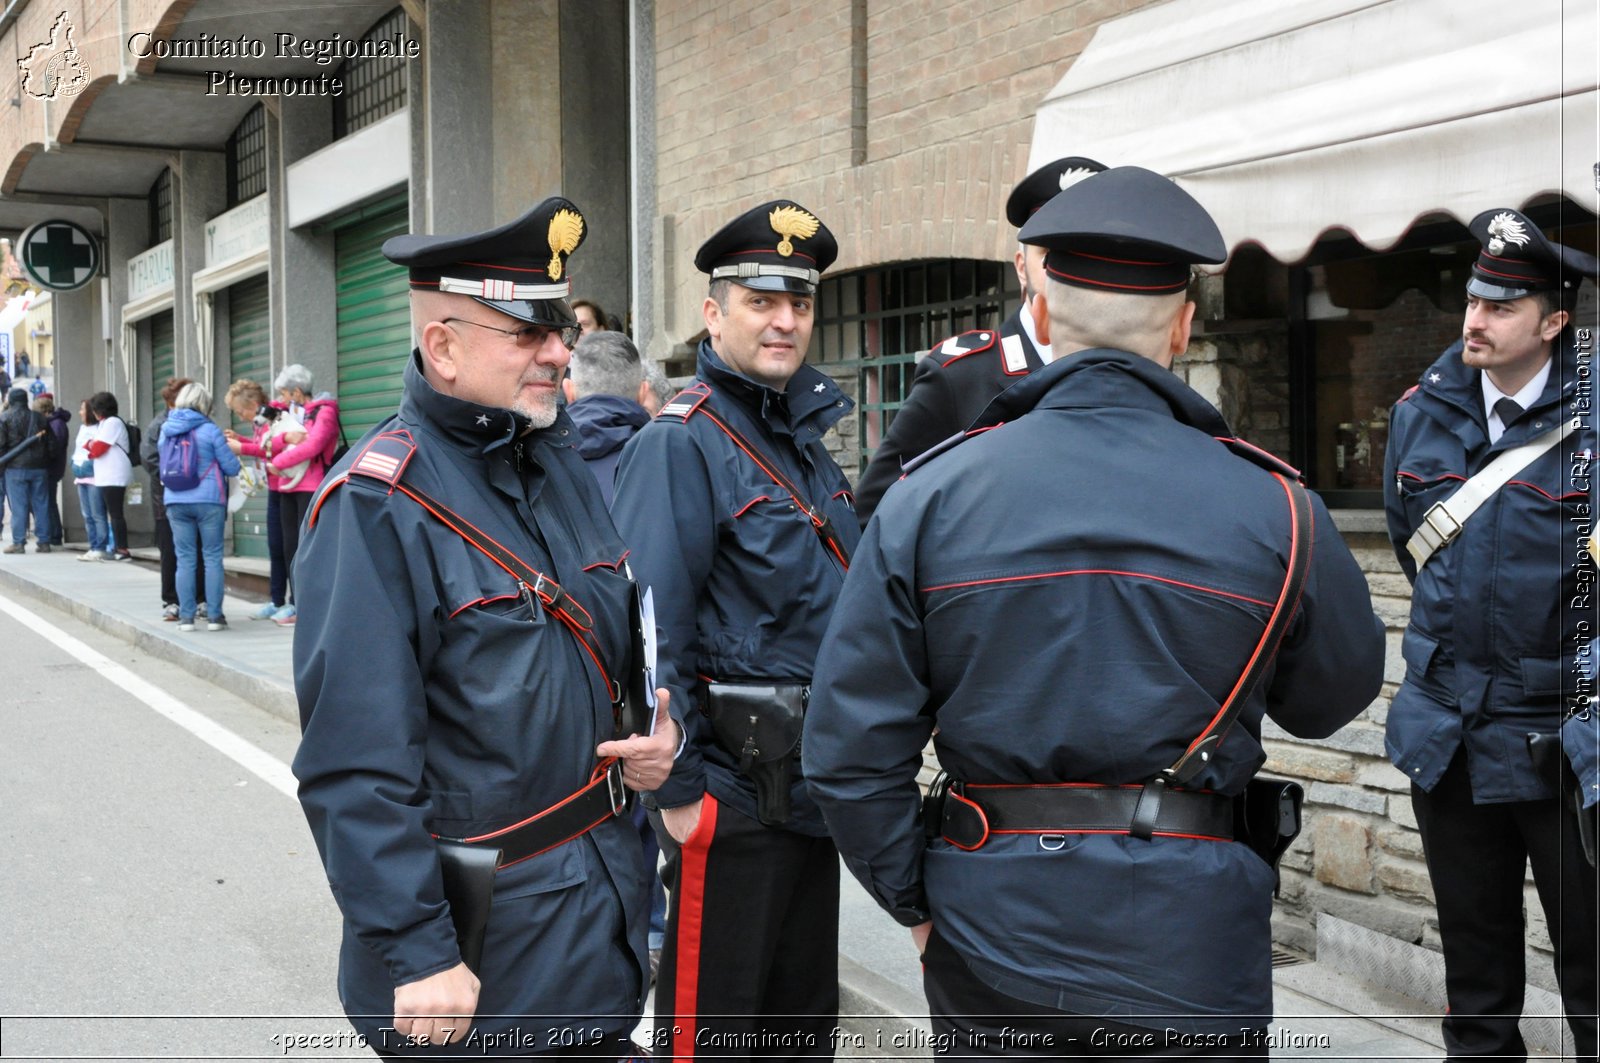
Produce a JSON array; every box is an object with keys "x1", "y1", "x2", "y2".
[
  {"x1": 159, "y1": 381, "x2": 240, "y2": 630},
  {"x1": 291, "y1": 198, "x2": 680, "y2": 1059},
  {"x1": 563, "y1": 329, "x2": 652, "y2": 509},
  {"x1": 1383, "y1": 207, "x2": 1598, "y2": 1062},
  {"x1": 805, "y1": 168, "x2": 1385, "y2": 1057},
  {"x1": 610, "y1": 200, "x2": 857, "y2": 1061}
]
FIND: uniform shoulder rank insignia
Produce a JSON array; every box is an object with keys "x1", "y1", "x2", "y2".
[
  {"x1": 656, "y1": 381, "x2": 714, "y2": 422},
  {"x1": 768, "y1": 205, "x2": 819, "y2": 257},
  {"x1": 348, "y1": 431, "x2": 418, "y2": 489},
  {"x1": 1214, "y1": 436, "x2": 1302, "y2": 480},
  {"x1": 935, "y1": 329, "x2": 998, "y2": 367},
  {"x1": 999, "y1": 333, "x2": 1029, "y2": 375}
]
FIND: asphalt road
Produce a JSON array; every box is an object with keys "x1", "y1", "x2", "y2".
[{"x1": 0, "y1": 585, "x2": 365, "y2": 1062}]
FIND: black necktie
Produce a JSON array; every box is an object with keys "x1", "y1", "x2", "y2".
[{"x1": 1494, "y1": 397, "x2": 1523, "y2": 428}]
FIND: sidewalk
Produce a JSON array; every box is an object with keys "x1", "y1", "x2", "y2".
[{"x1": 0, "y1": 544, "x2": 1466, "y2": 1059}]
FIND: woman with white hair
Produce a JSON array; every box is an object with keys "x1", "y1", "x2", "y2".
[
  {"x1": 159, "y1": 381, "x2": 241, "y2": 631},
  {"x1": 258, "y1": 362, "x2": 341, "y2": 626}
]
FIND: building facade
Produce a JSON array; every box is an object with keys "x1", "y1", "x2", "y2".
[{"x1": 2, "y1": 0, "x2": 1593, "y2": 1037}]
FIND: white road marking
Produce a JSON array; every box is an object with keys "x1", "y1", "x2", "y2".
[{"x1": 0, "y1": 592, "x2": 298, "y2": 799}]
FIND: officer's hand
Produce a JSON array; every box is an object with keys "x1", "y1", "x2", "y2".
[
  {"x1": 911, "y1": 921, "x2": 932, "y2": 956},
  {"x1": 392, "y1": 962, "x2": 479, "y2": 1046},
  {"x1": 596, "y1": 690, "x2": 679, "y2": 792},
  {"x1": 661, "y1": 798, "x2": 703, "y2": 845}
]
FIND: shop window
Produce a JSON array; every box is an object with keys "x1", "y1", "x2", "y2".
[
  {"x1": 226, "y1": 105, "x2": 267, "y2": 207},
  {"x1": 814, "y1": 259, "x2": 1018, "y2": 468},
  {"x1": 333, "y1": 8, "x2": 409, "y2": 138}
]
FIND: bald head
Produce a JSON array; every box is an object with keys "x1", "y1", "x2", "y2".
[{"x1": 1037, "y1": 277, "x2": 1194, "y2": 367}]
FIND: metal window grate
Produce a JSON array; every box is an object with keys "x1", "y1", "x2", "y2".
[
  {"x1": 813, "y1": 259, "x2": 1019, "y2": 467},
  {"x1": 333, "y1": 7, "x2": 409, "y2": 138},
  {"x1": 226, "y1": 105, "x2": 267, "y2": 207},
  {"x1": 148, "y1": 169, "x2": 172, "y2": 243}
]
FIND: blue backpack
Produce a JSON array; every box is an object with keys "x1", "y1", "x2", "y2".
[{"x1": 158, "y1": 428, "x2": 203, "y2": 491}]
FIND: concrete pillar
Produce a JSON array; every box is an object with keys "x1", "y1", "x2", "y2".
[
  {"x1": 174, "y1": 150, "x2": 225, "y2": 384},
  {"x1": 425, "y1": 0, "x2": 496, "y2": 233},
  {"x1": 275, "y1": 96, "x2": 338, "y2": 395},
  {"x1": 560, "y1": 0, "x2": 630, "y2": 327}
]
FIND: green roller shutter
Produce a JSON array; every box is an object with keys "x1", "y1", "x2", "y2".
[
  {"x1": 226, "y1": 275, "x2": 272, "y2": 558},
  {"x1": 334, "y1": 203, "x2": 412, "y2": 440},
  {"x1": 149, "y1": 311, "x2": 175, "y2": 422}
]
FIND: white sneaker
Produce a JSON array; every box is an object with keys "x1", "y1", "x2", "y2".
[{"x1": 78, "y1": 550, "x2": 104, "y2": 562}]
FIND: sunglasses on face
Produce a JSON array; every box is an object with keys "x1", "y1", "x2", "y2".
[{"x1": 443, "y1": 317, "x2": 580, "y2": 351}]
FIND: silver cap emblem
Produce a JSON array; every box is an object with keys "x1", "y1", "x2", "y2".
[{"x1": 1485, "y1": 212, "x2": 1530, "y2": 256}]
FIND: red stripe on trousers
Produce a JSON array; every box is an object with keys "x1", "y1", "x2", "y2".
[{"x1": 671, "y1": 794, "x2": 719, "y2": 1061}]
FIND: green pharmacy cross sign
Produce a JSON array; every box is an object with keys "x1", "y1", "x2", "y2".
[{"x1": 18, "y1": 219, "x2": 99, "y2": 292}]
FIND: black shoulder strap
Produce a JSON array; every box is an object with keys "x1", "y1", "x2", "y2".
[
  {"x1": 664, "y1": 383, "x2": 851, "y2": 572},
  {"x1": 1131, "y1": 473, "x2": 1313, "y2": 837}
]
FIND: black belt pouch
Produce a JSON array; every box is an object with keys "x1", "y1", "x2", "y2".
[
  {"x1": 1528, "y1": 731, "x2": 1598, "y2": 867},
  {"x1": 1235, "y1": 777, "x2": 1304, "y2": 879},
  {"x1": 435, "y1": 840, "x2": 498, "y2": 974},
  {"x1": 704, "y1": 682, "x2": 806, "y2": 827}
]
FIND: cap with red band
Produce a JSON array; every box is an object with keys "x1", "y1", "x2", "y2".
[
  {"x1": 1465, "y1": 207, "x2": 1597, "y2": 303},
  {"x1": 1017, "y1": 166, "x2": 1226, "y2": 296}
]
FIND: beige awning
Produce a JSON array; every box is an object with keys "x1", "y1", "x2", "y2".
[{"x1": 1029, "y1": 0, "x2": 1599, "y2": 262}]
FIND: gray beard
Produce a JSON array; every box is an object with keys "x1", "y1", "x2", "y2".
[{"x1": 513, "y1": 396, "x2": 558, "y2": 429}]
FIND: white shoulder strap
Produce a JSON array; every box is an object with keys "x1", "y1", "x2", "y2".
[{"x1": 1407, "y1": 417, "x2": 1578, "y2": 568}]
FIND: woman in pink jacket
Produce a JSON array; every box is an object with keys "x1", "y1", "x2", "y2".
[
  {"x1": 261, "y1": 363, "x2": 341, "y2": 627},
  {"x1": 223, "y1": 379, "x2": 293, "y2": 623}
]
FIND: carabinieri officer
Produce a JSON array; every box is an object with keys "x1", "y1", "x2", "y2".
[
  {"x1": 292, "y1": 197, "x2": 679, "y2": 1059},
  {"x1": 611, "y1": 200, "x2": 857, "y2": 1061},
  {"x1": 805, "y1": 167, "x2": 1385, "y2": 1058}
]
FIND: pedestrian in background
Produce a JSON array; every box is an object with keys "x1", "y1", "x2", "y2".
[
  {"x1": 83, "y1": 391, "x2": 135, "y2": 561},
  {"x1": 146, "y1": 377, "x2": 208, "y2": 620},
  {"x1": 223, "y1": 379, "x2": 290, "y2": 621},
  {"x1": 0, "y1": 386, "x2": 56, "y2": 553},
  {"x1": 72, "y1": 399, "x2": 109, "y2": 560},
  {"x1": 160, "y1": 381, "x2": 240, "y2": 632},
  {"x1": 37, "y1": 393, "x2": 67, "y2": 547},
  {"x1": 263, "y1": 363, "x2": 341, "y2": 627}
]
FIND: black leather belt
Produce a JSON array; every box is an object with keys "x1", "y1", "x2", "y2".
[
  {"x1": 933, "y1": 779, "x2": 1235, "y2": 851},
  {"x1": 433, "y1": 760, "x2": 628, "y2": 869}
]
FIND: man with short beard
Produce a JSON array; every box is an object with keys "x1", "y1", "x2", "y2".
[
  {"x1": 1384, "y1": 207, "x2": 1599, "y2": 1062},
  {"x1": 291, "y1": 198, "x2": 679, "y2": 1059}
]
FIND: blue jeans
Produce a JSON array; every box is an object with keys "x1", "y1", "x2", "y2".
[
  {"x1": 77, "y1": 483, "x2": 108, "y2": 552},
  {"x1": 7, "y1": 468, "x2": 48, "y2": 546},
  {"x1": 167, "y1": 502, "x2": 227, "y2": 622}
]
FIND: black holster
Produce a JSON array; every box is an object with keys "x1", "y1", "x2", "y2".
[
  {"x1": 1529, "y1": 731, "x2": 1598, "y2": 867},
  {"x1": 704, "y1": 682, "x2": 806, "y2": 827},
  {"x1": 1235, "y1": 776, "x2": 1304, "y2": 890}
]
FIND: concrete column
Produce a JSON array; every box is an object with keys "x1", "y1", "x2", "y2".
[
  {"x1": 174, "y1": 151, "x2": 225, "y2": 389},
  {"x1": 425, "y1": 0, "x2": 496, "y2": 233},
  {"x1": 559, "y1": 0, "x2": 630, "y2": 327},
  {"x1": 274, "y1": 96, "x2": 338, "y2": 394},
  {"x1": 629, "y1": 0, "x2": 657, "y2": 354}
]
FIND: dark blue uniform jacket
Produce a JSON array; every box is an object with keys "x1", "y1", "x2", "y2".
[
  {"x1": 568, "y1": 393, "x2": 651, "y2": 508},
  {"x1": 805, "y1": 348, "x2": 1384, "y2": 1031},
  {"x1": 1384, "y1": 335, "x2": 1596, "y2": 804},
  {"x1": 292, "y1": 353, "x2": 650, "y2": 1053},
  {"x1": 854, "y1": 308, "x2": 1042, "y2": 525},
  {"x1": 611, "y1": 341, "x2": 859, "y2": 837}
]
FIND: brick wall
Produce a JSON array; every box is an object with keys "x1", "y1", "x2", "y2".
[{"x1": 650, "y1": 0, "x2": 1169, "y2": 358}]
